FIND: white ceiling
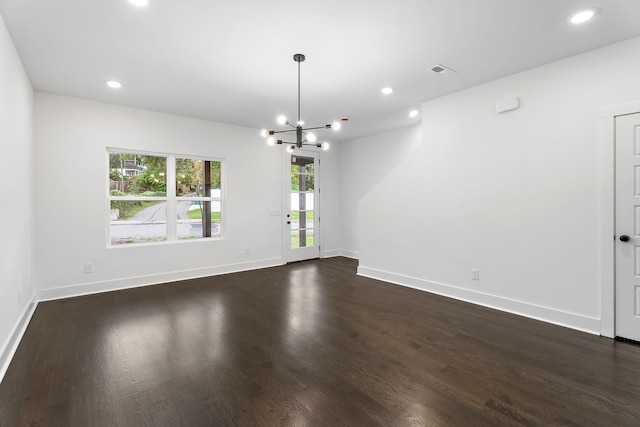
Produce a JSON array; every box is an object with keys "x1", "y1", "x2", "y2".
[{"x1": 1, "y1": 0, "x2": 639, "y2": 142}]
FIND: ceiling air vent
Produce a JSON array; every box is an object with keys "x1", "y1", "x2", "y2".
[{"x1": 430, "y1": 64, "x2": 457, "y2": 76}]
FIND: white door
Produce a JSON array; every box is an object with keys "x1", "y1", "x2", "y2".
[
  {"x1": 284, "y1": 149, "x2": 320, "y2": 263},
  {"x1": 615, "y1": 112, "x2": 640, "y2": 342}
]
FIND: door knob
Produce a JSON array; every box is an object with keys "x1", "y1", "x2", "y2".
[
  {"x1": 620, "y1": 235, "x2": 631, "y2": 242},
  {"x1": 287, "y1": 221, "x2": 291, "y2": 224}
]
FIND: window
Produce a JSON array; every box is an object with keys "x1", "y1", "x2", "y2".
[
  {"x1": 175, "y1": 157, "x2": 222, "y2": 241},
  {"x1": 108, "y1": 150, "x2": 223, "y2": 245}
]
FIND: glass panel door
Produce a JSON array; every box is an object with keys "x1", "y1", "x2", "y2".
[{"x1": 285, "y1": 150, "x2": 319, "y2": 262}]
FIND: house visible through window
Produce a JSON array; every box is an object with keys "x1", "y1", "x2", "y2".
[{"x1": 108, "y1": 150, "x2": 223, "y2": 245}]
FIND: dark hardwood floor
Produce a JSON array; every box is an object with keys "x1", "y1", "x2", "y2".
[{"x1": 1, "y1": 257, "x2": 639, "y2": 426}]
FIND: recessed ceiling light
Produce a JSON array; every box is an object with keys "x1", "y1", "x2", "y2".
[
  {"x1": 569, "y1": 8, "x2": 599, "y2": 24},
  {"x1": 128, "y1": 0, "x2": 150, "y2": 7},
  {"x1": 409, "y1": 110, "x2": 419, "y2": 118},
  {"x1": 106, "y1": 80, "x2": 122, "y2": 89},
  {"x1": 381, "y1": 87, "x2": 393, "y2": 95}
]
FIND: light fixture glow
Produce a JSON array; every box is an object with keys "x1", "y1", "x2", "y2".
[
  {"x1": 381, "y1": 87, "x2": 393, "y2": 95},
  {"x1": 128, "y1": 0, "x2": 150, "y2": 7},
  {"x1": 106, "y1": 80, "x2": 122, "y2": 89},
  {"x1": 409, "y1": 110, "x2": 419, "y2": 118},
  {"x1": 569, "y1": 8, "x2": 599, "y2": 24},
  {"x1": 261, "y1": 54, "x2": 342, "y2": 152}
]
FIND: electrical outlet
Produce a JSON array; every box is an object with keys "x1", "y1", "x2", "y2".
[
  {"x1": 471, "y1": 269, "x2": 480, "y2": 281},
  {"x1": 84, "y1": 263, "x2": 94, "y2": 273}
]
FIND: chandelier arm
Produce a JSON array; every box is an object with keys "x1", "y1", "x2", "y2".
[
  {"x1": 278, "y1": 141, "x2": 320, "y2": 146},
  {"x1": 300, "y1": 125, "x2": 331, "y2": 132},
  {"x1": 278, "y1": 142, "x2": 324, "y2": 149},
  {"x1": 270, "y1": 125, "x2": 327, "y2": 135}
]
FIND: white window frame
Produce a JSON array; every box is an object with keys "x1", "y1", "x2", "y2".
[{"x1": 107, "y1": 148, "x2": 225, "y2": 246}]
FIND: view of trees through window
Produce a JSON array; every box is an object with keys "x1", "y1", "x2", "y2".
[{"x1": 108, "y1": 150, "x2": 222, "y2": 245}]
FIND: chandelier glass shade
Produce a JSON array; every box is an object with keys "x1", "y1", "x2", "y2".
[{"x1": 261, "y1": 53, "x2": 341, "y2": 152}]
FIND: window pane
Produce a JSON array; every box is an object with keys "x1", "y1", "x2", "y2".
[
  {"x1": 109, "y1": 152, "x2": 167, "y2": 196},
  {"x1": 305, "y1": 229, "x2": 314, "y2": 246},
  {"x1": 290, "y1": 193, "x2": 314, "y2": 213},
  {"x1": 290, "y1": 211, "x2": 314, "y2": 229},
  {"x1": 290, "y1": 173, "x2": 314, "y2": 191},
  {"x1": 291, "y1": 212, "x2": 300, "y2": 229},
  {"x1": 291, "y1": 230, "x2": 299, "y2": 249},
  {"x1": 210, "y1": 161, "x2": 222, "y2": 190},
  {"x1": 290, "y1": 229, "x2": 314, "y2": 249},
  {"x1": 109, "y1": 199, "x2": 166, "y2": 221},
  {"x1": 305, "y1": 193, "x2": 314, "y2": 210},
  {"x1": 176, "y1": 158, "x2": 221, "y2": 197},
  {"x1": 304, "y1": 175, "x2": 314, "y2": 191},
  {"x1": 177, "y1": 200, "x2": 222, "y2": 240},
  {"x1": 110, "y1": 200, "x2": 167, "y2": 245},
  {"x1": 306, "y1": 210, "x2": 315, "y2": 227}
]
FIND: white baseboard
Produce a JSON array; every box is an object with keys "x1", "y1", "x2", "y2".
[
  {"x1": 38, "y1": 257, "x2": 284, "y2": 302},
  {"x1": 339, "y1": 250, "x2": 359, "y2": 260},
  {"x1": 0, "y1": 295, "x2": 38, "y2": 384},
  {"x1": 322, "y1": 249, "x2": 359, "y2": 259},
  {"x1": 357, "y1": 265, "x2": 601, "y2": 335},
  {"x1": 321, "y1": 249, "x2": 342, "y2": 258}
]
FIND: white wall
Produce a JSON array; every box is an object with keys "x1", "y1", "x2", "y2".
[
  {"x1": 34, "y1": 93, "x2": 291, "y2": 299},
  {"x1": 356, "y1": 36, "x2": 640, "y2": 334},
  {"x1": 318, "y1": 141, "x2": 343, "y2": 257},
  {"x1": 0, "y1": 12, "x2": 35, "y2": 378},
  {"x1": 339, "y1": 125, "x2": 421, "y2": 258}
]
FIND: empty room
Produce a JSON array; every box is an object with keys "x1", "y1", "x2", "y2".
[{"x1": 1, "y1": 0, "x2": 640, "y2": 425}]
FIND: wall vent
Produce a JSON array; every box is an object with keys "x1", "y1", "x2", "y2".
[{"x1": 430, "y1": 64, "x2": 457, "y2": 76}]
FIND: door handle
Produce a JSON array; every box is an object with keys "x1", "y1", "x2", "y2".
[
  {"x1": 620, "y1": 235, "x2": 631, "y2": 242},
  {"x1": 287, "y1": 221, "x2": 291, "y2": 224}
]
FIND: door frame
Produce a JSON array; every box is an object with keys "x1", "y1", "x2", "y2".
[
  {"x1": 281, "y1": 147, "x2": 321, "y2": 263},
  {"x1": 600, "y1": 101, "x2": 640, "y2": 338}
]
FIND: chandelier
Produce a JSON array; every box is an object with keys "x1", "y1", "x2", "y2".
[{"x1": 261, "y1": 53, "x2": 341, "y2": 152}]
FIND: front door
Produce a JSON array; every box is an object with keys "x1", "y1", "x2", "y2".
[
  {"x1": 615, "y1": 112, "x2": 640, "y2": 342},
  {"x1": 284, "y1": 150, "x2": 320, "y2": 263}
]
